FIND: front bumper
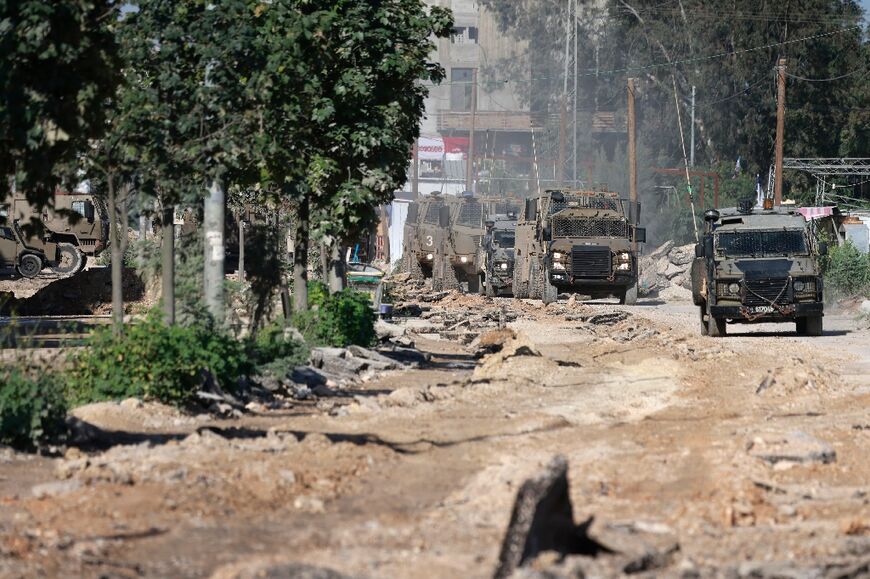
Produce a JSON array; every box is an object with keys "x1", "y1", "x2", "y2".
[
  {"x1": 550, "y1": 272, "x2": 635, "y2": 289},
  {"x1": 710, "y1": 301, "x2": 823, "y2": 322}
]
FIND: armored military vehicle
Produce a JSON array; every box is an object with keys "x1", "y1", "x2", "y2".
[
  {"x1": 513, "y1": 189, "x2": 645, "y2": 304},
  {"x1": 402, "y1": 192, "x2": 448, "y2": 282},
  {"x1": 435, "y1": 192, "x2": 485, "y2": 292},
  {"x1": 690, "y1": 200, "x2": 825, "y2": 337},
  {"x1": 478, "y1": 212, "x2": 517, "y2": 297},
  {"x1": 6, "y1": 192, "x2": 109, "y2": 274},
  {"x1": 0, "y1": 221, "x2": 58, "y2": 279}
]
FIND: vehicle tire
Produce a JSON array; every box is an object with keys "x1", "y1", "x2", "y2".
[
  {"x1": 483, "y1": 273, "x2": 495, "y2": 297},
  {"x1": 77, "y1": 254, "x2": 88, "y2": 273},
  {"x1": 431, "y1": 254, "x2": 444, "y2": 292},
  {"x1": 50, "y1": 243, "x2": 83, "y2": 275},
  {"x1": 542, "y1": 266, "x2": 558, "y2": 304},
  {"x1": 622, "y1": 283, "x2": 638, "y2": 306},
  {"x1": 804, "y1": 315, "x2": 823, "y2": 336},
  {"x1": 795, "y1": 317, "x2": 807, "y2": 334},
  {"x1": 17, "y1": 254, "x2": 43, "y2": 279},
  {"x1": 530, "y1": 260, "x2": 542, "y2": 300},
  {"x1": 512, "y1": 266, "x2": 526, "y2": 299},
  {"x1": 443, "y1": 259, "x2": 459, "y2": 291},
  {"x1": 466, "y1": 271, "x2": 480, "y2": 294},
  {"x1": 699, "y1": 305, "x2": 709, "y2": 336}
]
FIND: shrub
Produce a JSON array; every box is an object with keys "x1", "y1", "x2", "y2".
[
  {"x1": 67, "y1": 311, "x2": 252, "y2": 407},
  {"x1": 825, "y1": 240, "x2": 870, "y2": 297},
  {"x1": 249, "y1": 321, "x2": 309, "y2": 376},
  {"x1": 0, "y1": 367, "x2": 68, "y2": 450},
  {"x1": 293, "y1": 285, "x2": 376, "y2": 348}
]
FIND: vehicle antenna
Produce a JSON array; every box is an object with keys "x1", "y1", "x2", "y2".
[{"x1": 671, "y1": 74, "x2": 699, "y2": 242}]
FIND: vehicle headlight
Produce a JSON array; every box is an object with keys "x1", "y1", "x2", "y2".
[
  {"x1": 426, "y1": 253, "x2": 434, "y2": 260},
  {"x1": 552, "y1": 252, "x2": 563, "y2": 260},
  {"x1": 617, "y1": 262, "x2": 630, "y2": 271},
  {"x1": 618, "y1": 251, "x2": 631, "y2": 262},
  {"x1": 728, "y1": 282, "x2": 740, "y2": 294},
  {"x1": 499, "y1": 262, "x2": 509, "y2": 270},
  {"x1": 552, "y1": 262, "x2": 566, "y2": 270},
  {"x1": 793, "y1": 280, "x2": 805, "y2": 292},
  {"x1": 460, "y1": 256, "x2": 468, "y2": 263}
]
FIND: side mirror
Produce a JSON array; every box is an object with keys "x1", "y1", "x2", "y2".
[
  {"x1": 84, "y1": 201, "x2": 95, "y2": 223},
  {"x1": 634, "y1": 227, "x2": 646, "y2": 244},
  {"x1": 695, "y1": 243, "x2": 704, "y2": 258},
  {"x1": 438, "y1": 206, "x2": 450, "y2": 228},
  {"x1": 818, "y1": 241, "x2": 828, "y2": 256},
  {"x1": 704, "y1": 235, "x2": 714, "y2": 258},
  {"x1": 542, "y1": 224, "x2": 552, "y2": 241},
  {"x1": 630, "y1": 202, "x2": 642, "y2": 225},
  {"x1": 525, "y1": 199, "x2": 537, "y2": 222}
]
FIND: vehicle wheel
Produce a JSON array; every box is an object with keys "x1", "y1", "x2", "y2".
[
  {"x1": 483, "y1": 273, "x2": 495, "y2": 297},
  {"x1": 443, "y1": 259, "x2": 459, "y2": 291},
  {"x1": 530, "y1": 260, "x2": 542, "y2": 300},
  {"x1": 431, "y1": 254, "x2": 444, "y2": 292},
  {"x1": 699, "y1": 305, "x2": 709, "y2": 336},
  {"x1": 622, "y1": 283, "x2": 638, "y2": 306},
  {"x1": 51, "y1": 243, "x2": 83, "y2": 275},
  {"x1": 17, "y1": 254, "x2": 43, "y2": 278},
  {"x1": 77, "y1": 254, "x2": 88, "y2": 273},
  {"x1": 512, "y1": 266, "x2": 526, "y2": 299},
  {"x1": 795, "y1": 317, "x2": 807, "y2": 334},
  {"x1": 804, "y1": 315, "x2": 823, "y2": 336},
  {"x1": 542, "y1": 267, "x2": 558, "y2": 304},
  {"x1": 466, "y1": 271, "x2": 480, "y2": 294}
]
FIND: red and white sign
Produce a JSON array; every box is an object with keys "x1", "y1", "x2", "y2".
[
  {"x1": 798, "y1": 207, "x2": 835, "y2": 220},
  {"x1": 417, "y1": 136, "x2": 445, "y2": 161}
]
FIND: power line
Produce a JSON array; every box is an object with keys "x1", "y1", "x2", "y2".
[
  {"x1": 785, "y1": 66, "x2": 869, "y2": 82},
  {"x1": 425, "y1": 26, "x2": 862, "y2": 87}
]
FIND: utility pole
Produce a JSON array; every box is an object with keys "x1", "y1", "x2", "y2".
[
  {"x1": 572, "y1": 0, "x2": 578, "y2": 187},
  {"x1": 412, "y1": 141, "x2": 419, "y2": 197},
  {"x1": 627, "y1": 78, "x2": 638, "y2": 255},
  {"x1": 465, "y1": 68, "x2": 478, "y2": 193},
  {"x1": 558, "y1": 98, "x2": 568, "y2": 185},
  {"x1": 203, "y1": 177, "x2": 225, "y2": 322},
  {"x1": 237, "y1": 210, "x2": 245, "y2": 284},
  {"x1": 161, "y1": 202, "x2": 175, "y2": 324},
  {"x1": 690, "y1": 85, "x2": 696, "y2": 168},
  {"x1": 774, "y1": 58, "x2": 787, "y2": 206}
]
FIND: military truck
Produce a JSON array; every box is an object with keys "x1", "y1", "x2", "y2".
[
  {"x1": 478, "y1": 213, "x2": 517, "y2": 297},
  {"x1": 513, "y1": 189, "x2": 645, "y2": 304},
  {"x1": 0, "y1": 221, "x2": 58, "y2": 279},
  {"x1": 435, "y1": 192, "x2": 485, "y2": 293},
  {"x1": 402, "y1": 192, "x2": 448, "y2": 282},
  {"x1": 6, "y1": 192, "x2": 109, "y2": 274},
  {"x1": 690, "y1": 200, "x2": 825, "y2": 337}
]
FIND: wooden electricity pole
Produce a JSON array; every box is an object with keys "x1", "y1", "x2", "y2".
[
  {"x1": 203, "y1": 178, "x2": 225, "y2": 322},
  {"x1": 774, "y1": 58, "x2": 787, "y2": 207},
  {"x1": 557, "y1": 97, "x2": 568, "y2": 185},
  {"x1": 465, "y1": 68, "x2": 478, "y2": 193},
  {"x1": 627, "y1": 78, "x2": 638, "y2": 254}
]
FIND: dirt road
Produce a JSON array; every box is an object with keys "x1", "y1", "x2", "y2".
[{"x1": 1, "y1": 293, "x2": 868, "y2": 578}]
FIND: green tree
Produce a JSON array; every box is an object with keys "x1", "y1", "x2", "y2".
[{"x1": 0, "y1": 0, "x2": 121, "y2": 207}]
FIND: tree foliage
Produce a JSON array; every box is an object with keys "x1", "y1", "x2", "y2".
[{"x1": 0, "y1": 0, "x2": 121, "y2": 207}]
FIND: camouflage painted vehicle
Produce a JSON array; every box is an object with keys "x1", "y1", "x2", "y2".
[
  {"x1": 0, "y1": 221, "x2": 58, "y2": 279},
  {"x1": 478, "y1": 213, "x2": 517, "y2": 297},
  {"x1": 690, "y1": 201, "x2": 825, "y2": 337},
  {"x1": 402, "y1": 192, "x2": 448, "y2": 282},
  {"x1": 513, "y1": 189, "x2": 645, "y2": 304},
  {"x1": 6, "y1": 192, "x2": 109, "y2": 274},
  {"x1": 435, "y1": 192, "x2": 485, "y2": 292}
]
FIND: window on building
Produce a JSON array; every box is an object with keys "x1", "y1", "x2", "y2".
[
  {"x1": 450, "y1": 68, "x2": 474, "y2": 112},
  {"x1": 451, "y1": 26, "x2": 478, "y2": 44}
]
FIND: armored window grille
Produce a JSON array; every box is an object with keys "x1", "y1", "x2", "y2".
[
  {"x1": 424, "y1": 204, "x2": 440, "y2": 224},
  {"x1": 457, "y1": 203, "x2": 482, "y2": 226},
  {"x1": 552, "y1": 218, "x2": 629, "y2": 238},
  {"x1": 717, "y1": 231, "x2": 807, "y2": 257},
  {"x1": 549, "y1": 196, "x2": 622, "y2": 215}
]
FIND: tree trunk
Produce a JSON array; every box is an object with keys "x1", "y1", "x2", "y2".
[
  {"x1": 161, "y1": 201, "x2": 175, "y2": 325},
  {"x1": 326, "y1": 238, "x2": 346, "y2": 293},
  {"x1": 237, "y1": 210, "x2": 245, "y2": 284},
  {"x1": 292, "y1": 197, "x2": 309, "y2": 312},
  {"x1": 108, "y1": 177, "x2": 124, "y2": 334},
  {"x1": 203, "y1": 177, "x2": 225, "y2": 323}
]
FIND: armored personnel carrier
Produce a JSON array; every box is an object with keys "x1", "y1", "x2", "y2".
[
  {"x1": 478, "y1": 212, "x2": 517, "y2": 297},
  {"x1": 513, "y1": 189, "x2": 645, "y2": 304},
  {"x1": 0, "y1": 221, "x2": 58, "y2": 279},
  {"x1": 402, "y1": 192, "x2": 448, "y2": 282},
  {"x1": 690, "y1": 200, "x2": 825, "y2": 337}
]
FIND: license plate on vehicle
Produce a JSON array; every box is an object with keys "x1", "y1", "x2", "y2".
[{"x1": 750, "y1": 305, "x2": 775, "y2": 314}]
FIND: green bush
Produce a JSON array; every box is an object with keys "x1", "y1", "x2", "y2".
[
  {"x1": 293, "y1": 284, "x2": 376, "y2": 348},
  {"x1": 250, "y1": 320, "x2": 309, "y2": 376},
  {"x1": 0, "y1": 368, "x2": 68, "y2": 450},
  {"x1": 67, "y1": 311, "x2": 252, "y2": 407},
  {"x1": 825, "y1": 240, "x2": 870, "y2": 297}
]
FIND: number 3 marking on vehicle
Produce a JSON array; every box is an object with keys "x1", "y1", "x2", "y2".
[{"x1": 426, "y1": 235, "x2": 433, "y2": 246}]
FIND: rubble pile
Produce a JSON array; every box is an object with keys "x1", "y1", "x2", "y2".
[{"x1": 639, "y1": 241, "x2": 695, "y2": 300}]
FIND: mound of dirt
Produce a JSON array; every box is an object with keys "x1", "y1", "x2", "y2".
[{"x1": 2, "y1": 267, "x2": 145, "y2": 316}]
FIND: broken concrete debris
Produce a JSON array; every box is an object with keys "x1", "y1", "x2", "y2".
[{"x1": 748, "y1": 431, "x2": 837, "y2": 466}]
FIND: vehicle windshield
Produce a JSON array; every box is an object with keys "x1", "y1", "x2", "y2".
[
  {"x1": 716, "y1": 229, "x2": 808, "y2": 257},
  {"x1": 493, "y1": 230, "x2": 515, "y2": 247}
]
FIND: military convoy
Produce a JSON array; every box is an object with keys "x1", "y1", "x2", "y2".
[
  {"x1": 513, "y1": 189, "x2": 645, "y2": 304},
  {"x1": 690, "y1": 200, "x2": 825, "y2": 337}
]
